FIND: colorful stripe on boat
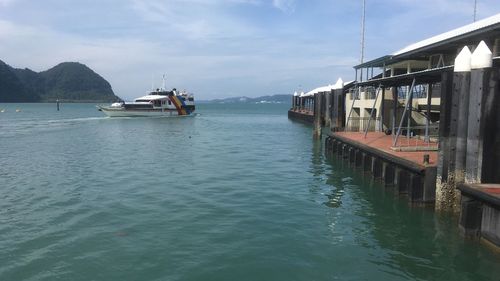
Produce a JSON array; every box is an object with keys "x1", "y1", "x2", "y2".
[
  {"x1": 177, "y1": 96, "x2": 192, "y2": 115},
  {"x1": 169, "y1": 95, "x2": 187, "y2": 115}
]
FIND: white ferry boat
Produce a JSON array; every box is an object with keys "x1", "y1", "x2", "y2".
[{"x1": 98, "y1": 88, "x2": 195, "y2": 117}]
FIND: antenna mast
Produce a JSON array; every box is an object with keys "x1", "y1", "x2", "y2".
[
  {"x1": 473, "y1": 0, "x2": 477, "y2": 22},
  {"x1": 360, "y1": 0, "x2": 366, "y2": 64}
]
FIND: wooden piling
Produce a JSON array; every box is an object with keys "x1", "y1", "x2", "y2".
[
  {"x1": 324, "y1": 90, "x2": 332, "y2": 127},
  {"x1": 313, "y1": 93, "x2": 322, "y2": 139},
  {"x1": 435, "y1": 70, "x2": 455, "y2": 211},
  {"x1": 454, "y1": 70, "x2": 471, "y2": 182},
  {"x1": 466, "y1": 67, "x2": 499, "y2": 183}
]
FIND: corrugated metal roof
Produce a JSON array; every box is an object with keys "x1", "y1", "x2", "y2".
[
  {"x1": 393, "y1": 13, "x2": 500, "y2": 56},
  {"x1": 354, "y1": 12, "x2": 500, "y2": 69},
  {"x1": 303, "y1": 78, "x2": 346, "y2": 97}
]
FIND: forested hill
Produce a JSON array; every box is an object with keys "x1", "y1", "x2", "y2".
[{"x1": 0, "y1": 60, "x2": 120, "y2": 102}]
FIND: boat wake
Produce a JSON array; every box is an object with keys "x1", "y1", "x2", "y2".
[{"x1": 0, "y1": 116, "x2": 109, "y2": 138}]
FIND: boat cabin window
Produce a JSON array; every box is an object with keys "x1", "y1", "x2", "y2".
[
  {"x1": 168, "y1": 100, "x2": 172, "y2": 105},
  {"x1": 154, "y1": 100, "x2": 161, "y2": 107}
]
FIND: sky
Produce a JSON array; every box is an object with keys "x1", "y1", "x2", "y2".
[{"x1": 1, "y1": 0, "x2": 500, "y2": 100}]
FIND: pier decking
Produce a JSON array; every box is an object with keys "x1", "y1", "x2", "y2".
[
  {"x1": 326, "y1": 132, "x2": 438, "y2": 203},
  {"x1": 457, "y1": 183, "x2": 500, "y2": 245},
  {"x1": 331, "y1": 132, "x2": 438, "y2": 166}
]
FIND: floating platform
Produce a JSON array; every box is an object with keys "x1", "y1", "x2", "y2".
[
  {"x1": 288, "y1": 110, "x2": 314, "y2": 124},
  {"x1": 326, "y1": 132, "x2": 438, "y2": 203},
  {"x1": 458, "y1": 183, "x2": 500, "y2": 247}
]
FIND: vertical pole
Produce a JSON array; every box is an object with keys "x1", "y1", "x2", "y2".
[
  {"x1": 56, "y1": 99, "x2": 60, "y2": 111},
  {"x1": 313, "y1": 93, "x2": 322, "y2": 139},
  {"x1": 331, "y1": 90, "x2": 337, "y2": 132},
  {"x1": 466, "y1": 68, "x2": 497, "y2": 183},
  {"x1": 380, "y1": 86, "x2": 385, "y2": 132},
  {"x1": 364, "y1": 86, "x2": 381, "y2": 138},
  {"x1": 392, "y1": 87, "x2": 397, "y2": 137},
  {"x1": 436, "y1": 45, "x2": 473, "y2": 213},
  {"x1": 360, "y1": 0, "x2": 366, "y2": 64},
  {"x1": 473, "y1": 0, "x2": 477, "y2": 22},
  {"x1": 393, "y1": 78, "x2": 416, "y2": 146},
  {"x1": 455, "y1": 71, "x2": 471, "y2": 183},
  {"x1": 407, "y1": 86, "x2": 413, "y2": 141},
  {"x1": 325, "y1": 90, "x2": 332, "y2": 127},
  {"x1": 346, "y1": 86, "x2": 360, "y2": 131},
  {"x1": 435, "y1": 70, "x2": 454, "y2": 211},
  {"x1": 425, "y1": 84, "x2": 432, "y2": 142}
]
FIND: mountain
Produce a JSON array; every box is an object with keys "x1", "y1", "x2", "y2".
[
  {"x1": 0, "y1": 61, "x2": 40, "y2": 102},
  {"x1": 202, "y1": 94, "x2": 292, "y2": 104},
  {"x1": 0, "y1": 60, "x2": 120, "y2": 102}
]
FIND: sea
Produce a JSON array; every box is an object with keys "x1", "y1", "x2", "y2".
[{"x1": 0, "y1": 102, "x2": 499, "y2": 281}]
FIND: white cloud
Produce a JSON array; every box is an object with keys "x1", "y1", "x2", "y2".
[
  {"x1": 3, "y1": 0, "x2": 499, "y2": 99},
  {"x1": 272, "y1": 0, "x2": 296, "y2": 14}
]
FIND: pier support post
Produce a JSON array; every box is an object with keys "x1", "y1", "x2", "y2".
[
  {"x1": 372, "y1": 157, "x2": 382, "y2": 179},
  {"x1": 466, "y1": 66, "x2": 499, "y2": 184},
  {"x1": 337, "y1": 142, "x2": 343, "y2": 157},
  {"x1": 454, "y1": 71, "x2": 471, "y2": 185},
  {"x1": 348, "y1": 147, "x2": 355, "y2": 164},
  {"x1": 438, "y1": 47, "x2": 473, "y2": 211},
  {"x1": 342, "y1": 144, "x2": 348, "y2": 159},
  {"x1": 408, "y1": 173, "x2": 423, "y2": 202},
  {"x1": 362, "y1": 153, "x2": 371, "y2": 172},
  {"x1": 313, "y1": 93, "x2": 322, "y2": 139},
  {"x1": 481, "y1": 205, "x2": 500, "y2": 246},
  {"x1": 395, "y1": 168, "x2": 408, "y2": 194},
  {"x1": 355, "y1": 150, "x2": 363, "y2": 168},
  {"x1": 331, "y1": 139, "x2": 337, "y2": 153},
  {"x1": 331, "y1": 89, "x2": 345, "y2": 131},
  {"x1": 325, "y1": 137, "x2": 331, "y2": 157},
  {"x1": 435, "y1": 70, "x2": 455, "y2": 211},
  {"x1": 423, "y1": 166, "x2": 437, "y2": 202},
  {"x1": 325, "y1": 90, "x2": 332, "y2": 127},
  {"x1": 382, "y1": 162, "x2": 395, "y2": 185},
  {"x1": 459, "y1": 195, "x2": 482, "y2": 238}
]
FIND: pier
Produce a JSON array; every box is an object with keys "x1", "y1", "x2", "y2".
[
  {"x1": 290, "y1": 13, "x2": 500, "y2": 248},
  {"x1": 325, "y1": 132, "x2": 437, "y2": 203}
]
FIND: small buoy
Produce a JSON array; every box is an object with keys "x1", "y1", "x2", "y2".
[
  {"x1": 15, "y1": 109, "x2": 21, "y2": 112},
  {"x1": 0, "y1": 109, "x2": 4, "y2": 113}
]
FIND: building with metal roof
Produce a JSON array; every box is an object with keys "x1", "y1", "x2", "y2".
[{"x1": 354, "y1": 12, "x2": 500, "y2": 83}]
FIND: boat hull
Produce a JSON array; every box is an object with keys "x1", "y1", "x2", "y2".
[{"x1": 97, "y1": 106, "x2": 194, "y2": 117}]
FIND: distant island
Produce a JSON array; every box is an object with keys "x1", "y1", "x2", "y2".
[
  {"x1": 0, "y1": 60, "x2": 120, "y2": 103},
  {"x1": 200, "y1": 94, "x2": 291, "y2": 104}
]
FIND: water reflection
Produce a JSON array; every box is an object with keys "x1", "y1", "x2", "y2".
[
  {"x1": 320, "y1": 143, "x2": 500, "y2": 281},
  {"x1": 323, "y1": 188, "x2": 344, "y2": 208}
]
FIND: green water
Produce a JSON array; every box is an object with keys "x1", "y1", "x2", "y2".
[{"x1": 0, "y1": 103, "x2": 499, "y2": 281}]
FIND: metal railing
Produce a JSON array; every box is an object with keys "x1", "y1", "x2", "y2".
[{"x1": 391, "y1": 124, "x2": 440, "y2": 150}]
